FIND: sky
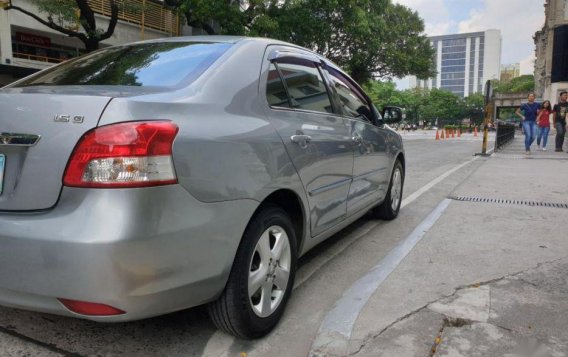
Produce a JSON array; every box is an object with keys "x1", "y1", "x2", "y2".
[{"x1": 392, "y1": 0, "x2": 546, "y2": 89}]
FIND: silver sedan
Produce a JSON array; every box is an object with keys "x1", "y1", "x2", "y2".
[{"x1": 0, "y1": 36, "x2": 405, "y2": 339}]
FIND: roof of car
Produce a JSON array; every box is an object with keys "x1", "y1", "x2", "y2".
[
  {"x1": 136, "y1": 35, "x2": 246, "y2": 44},
  {"x1": 128, "y1": 35, "x2": 291, "y2": 47}
]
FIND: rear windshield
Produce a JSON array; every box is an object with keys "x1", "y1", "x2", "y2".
[{"x1": 13, "y1": 42, "x2": 232, "y2": 88}]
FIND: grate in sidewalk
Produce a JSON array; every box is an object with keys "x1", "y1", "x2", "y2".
[{"x1": 450, "y1": 196, "x2": 568, "y2": 209}]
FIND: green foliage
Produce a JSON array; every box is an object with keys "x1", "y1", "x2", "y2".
[
  {"x1": 463, "y1": 93, "x2": 485, "y2": 108},
  {"x1": 492, "y1": 75, "x2": 535, "y2": 93},
  {"x1": 365, "y1": 81, "x2": 488, "y2": 125},
  {"x1": 363, "y1": 81, "x2": 399, "y2": 109},
  {"x1": 30, "y1": 0, "x2": 77, "y2": 25},
  {"x1": 418, "y1": 88, "x2": 463, "y2": 121},
  {"x1": 171, "y1": 0, "x2": 435, "y2": 83},
  {"x1": 275, "y1": 0, "x2": 436, "y2": 83}
]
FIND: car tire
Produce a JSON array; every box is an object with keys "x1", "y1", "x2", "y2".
[
  {"x1": 373, "y1": 160, "x2": 404, "y2": 220},
  {"x1": 208, "y1": 205, "x2": 297, "y2": 339}
]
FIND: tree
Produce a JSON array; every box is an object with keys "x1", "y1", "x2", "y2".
[
  {"x1": 462, "y1": 93, "x2": 485, "y2": 125},
  {"x1": 418, "y1": 89, "x2": 463, "y2": 123},
  {"x1": 276, "y1": 0, "x2": 435, "y2": 83},
  {"x1": 167, "y1": 0, "x2": 435, "y2": 84},
  {"x1": 492, "y1": 75, "x2": 535, "y2": 94},
  {"x1": 363, "y1": 81, "x2": 433, "y2": 123},
  {"x1": 163, "y1": 0, "x2": 281, "y2": 36},
  {"x1": 4, "y1": 0, "x2": 119, "y2": 52},
  {"x1": 363, "y1": 80, "x2": 399, "y2": 109}
]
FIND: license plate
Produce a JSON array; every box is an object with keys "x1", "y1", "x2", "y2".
[{"x1": 0, "y1": 154, "x2": 4, "y2": 195}]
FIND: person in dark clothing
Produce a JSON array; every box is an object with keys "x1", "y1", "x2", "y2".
[
  {"x1": 553, "y1": 91, "x2": 568, "y2": 152},
  {"x1": 516, "y1": 93, "x2": 540, "y2": 154}
]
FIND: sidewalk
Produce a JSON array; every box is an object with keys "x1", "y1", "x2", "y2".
[{"x1": 316, "y1": 136, "x2": 568, "y2": 357}]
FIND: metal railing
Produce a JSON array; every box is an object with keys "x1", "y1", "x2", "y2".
[
  {"x1": 87, "y1": 0, "x2": 180, "y2": 36},
  {"x1": 494, "y1": 123, "x2": 516, "y2": 151},
  {"x1": 12, "y1": 52, "x2": 63, "y2": 64}
]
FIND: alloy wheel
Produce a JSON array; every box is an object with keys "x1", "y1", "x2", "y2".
[
  {"x1": 248, "y1": 225, "x2": 292, "y2": 318},
  {"x1": 390, "y1": 167, "x2": 402, "y2": 212}
]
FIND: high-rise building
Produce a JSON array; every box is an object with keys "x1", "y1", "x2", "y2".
[
  {"x1": 500, "y1": 63, "x2": 520, "y2": 83},
  {"x1": 410, "y1": 30, "x2": 502, "y2": 97}
]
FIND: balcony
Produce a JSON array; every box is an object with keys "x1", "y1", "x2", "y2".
[{"x1": 87, "y1": 0, "x2": 180, "y2": 36}]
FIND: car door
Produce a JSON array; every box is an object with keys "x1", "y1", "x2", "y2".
[
  {"x1": 323, "y1": 66, "x2": 390, "y2": 215},
  {"x1": 262, "y1": 48, "x2": 354, "y2": 236}
]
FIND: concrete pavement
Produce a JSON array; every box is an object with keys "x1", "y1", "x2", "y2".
[{"x1": 311, "y1": 135, "x2": 568, "y2": 357}]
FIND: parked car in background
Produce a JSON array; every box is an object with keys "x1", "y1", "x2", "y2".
[{"x1": 0, "y1": 36, "x2": 405, "y2": 339}]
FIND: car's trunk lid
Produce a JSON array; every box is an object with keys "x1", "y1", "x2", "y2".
[{"x1": 0, "y1": 89, "x2": 112, "y2": 211}]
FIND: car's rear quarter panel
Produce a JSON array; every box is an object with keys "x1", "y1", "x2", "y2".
[{"x1": 99, "y1": 40, "x2": 307, "y2": 207}]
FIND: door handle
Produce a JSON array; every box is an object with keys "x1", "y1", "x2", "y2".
[
  {"x1": 291, "y1": 134, "x2": 312, "y2": 145},
  {"x1": 352, "y1": 134, "x2": 363, "y2": 145}
]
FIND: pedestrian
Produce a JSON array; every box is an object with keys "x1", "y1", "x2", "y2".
[
  {"x1": 516, "y1": 93, "x2": 541, "y2": 154},
  {"x1": 536, "y1": 100, "x2": 552, "y2": 151},
  {"x1": 553, "y1": 91, "x2": 568, "y2": 152}
]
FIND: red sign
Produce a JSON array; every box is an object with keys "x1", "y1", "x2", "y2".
[{"x1": 15, "y1": 32, "x2": 51, "y2": 48}]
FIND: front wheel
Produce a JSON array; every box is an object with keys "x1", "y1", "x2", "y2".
[
  {"x1": 208, "y1": 205, "x2": 297, "y2": 339},
  {"x1": 373, "y1": 160, "x2": 404, "y2": 220}
]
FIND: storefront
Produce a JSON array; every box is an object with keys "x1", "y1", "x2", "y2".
[{"x1": 11, "y1": 31, "x2": 82, "y2": 64}]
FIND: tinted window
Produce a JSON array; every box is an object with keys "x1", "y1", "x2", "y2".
[
  {"x1": 266, "y1": 63, "x2": 290, "y2": 108},
  {"x1": 275, "y1": 59, "x2": 333, "y2": 114},
  {"x1": 326, "y1": 68, "x2": 373, "y2": 122},
  {"x1": 13, "y1": 42, "x2": 232, "y2": 88}
]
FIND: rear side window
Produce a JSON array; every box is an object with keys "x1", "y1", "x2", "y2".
[
  {"x1": 269, "y1": 59, "x2": 333, "y2": 114},
  {"x1": 13, "y1": 42, "x2": 232, "y2": 88}
]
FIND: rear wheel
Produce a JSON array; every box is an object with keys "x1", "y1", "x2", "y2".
[
  {"x1": 373, "y1": 160, "x2": 404, "y2": 220},
  {"x1": 208, "y1": 205, "x2": 297, "y2": 339}
]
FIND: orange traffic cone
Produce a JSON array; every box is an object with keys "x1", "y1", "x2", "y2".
[
  {"x1": 474, "y1": 126, "x2": 478, "y2": 137},
  {"x1": 435, "y1": 130, "x2": 440, "y2": 140}
]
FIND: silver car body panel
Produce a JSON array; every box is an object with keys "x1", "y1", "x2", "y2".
[{"x1": 0, "y1": 37, "x2": 404, "y2": 321}]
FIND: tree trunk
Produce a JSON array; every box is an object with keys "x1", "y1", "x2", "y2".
[{"x1": 84, "y1": 38, "x2": 99, "y2": 52}]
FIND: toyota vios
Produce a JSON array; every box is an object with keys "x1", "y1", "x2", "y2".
[{"x1": 0, "y1": 36, "x2": 404, "y2": 339}]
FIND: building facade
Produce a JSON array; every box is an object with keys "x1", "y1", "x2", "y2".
[
  {"x1": 534, "y1": 0, "x2": 568, "y2": 105},
  {"x1": 410, "y1": 30, "x2": 502, "y2": 98},
  {"x1": 500, "y1": 63, "x2": 520, "y2": 83},
  {"x1": 0, "y1": 0, "x2": 182, "y2": 86}
]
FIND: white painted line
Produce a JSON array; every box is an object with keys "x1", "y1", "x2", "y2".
[
  {"x1": 309, "y1": 199, "x2": 452, "y2": 355},
  {"x1": 400, "y1": 149, "x2": 492, "y2": 209}
]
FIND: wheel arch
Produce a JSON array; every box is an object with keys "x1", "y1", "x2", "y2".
[
  {"x1": 396, "y1": 152, "x2": 406, "y2": 175},
  {"x1": 253, "y1": 189, "x2": 306, "y2": 254}
]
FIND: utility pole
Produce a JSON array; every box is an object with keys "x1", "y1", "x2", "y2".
[{"x1": 477, "y1": 80, "x2": 493, "y2": 156}]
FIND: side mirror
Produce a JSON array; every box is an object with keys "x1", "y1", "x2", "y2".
[{"x1": 382, "y1": 106, "x2": 404, "y2": 124}]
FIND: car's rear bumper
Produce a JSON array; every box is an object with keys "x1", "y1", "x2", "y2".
[{"x1": 0, "y1": 186, "x2": 258, "y2": 321}]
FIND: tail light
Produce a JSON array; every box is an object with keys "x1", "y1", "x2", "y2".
[
  {"x1": 58, "y1": 298, "x2": 125, "y2": 316},
  {"x1": 63, "y1": 121, "x2": 179, "y2": 188}
]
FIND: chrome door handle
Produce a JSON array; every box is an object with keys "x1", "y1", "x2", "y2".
[
  {"x1": 291, "y1": 134, "x2": 312, "y2": 144},
  {"x1": 352, "y1": 134, "x2": 362, "y2": 145}
]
